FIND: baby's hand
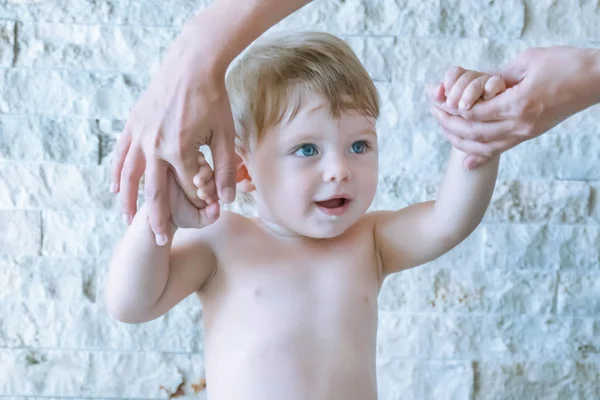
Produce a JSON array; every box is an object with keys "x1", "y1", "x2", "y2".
[
  {"x1": 436, "y1": 67, "x2": 506, "y2": 110},
  {"x1": 193, "y1": 152, "x2": 218, "y2": 205},
  {"x1": 166, "y1": 151, "x2": 220, "y2": 230}
]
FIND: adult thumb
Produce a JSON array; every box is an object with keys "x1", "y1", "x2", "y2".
[
  {"x1": 499, "y1": 53, "x2": 528, "y2": 88},
  {"x1": 211, "y1": 118, "x2": 237, "y2": 203}
]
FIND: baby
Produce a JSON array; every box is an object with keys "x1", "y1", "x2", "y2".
[{"x1": 106, "y1": 32, "x2": 506, "y2": 399}]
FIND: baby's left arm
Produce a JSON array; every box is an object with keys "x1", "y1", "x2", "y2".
[{"x1": 374, "y1": 68, "x2": 504, "y2": 277}]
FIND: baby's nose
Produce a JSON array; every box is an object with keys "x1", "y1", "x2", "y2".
[{"x1": 323, "y1": 158, "x2": 352, "y2": 182}]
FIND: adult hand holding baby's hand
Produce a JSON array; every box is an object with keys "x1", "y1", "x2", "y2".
[
  {"x1": 167, "y1": 152, "x2": 220, "y2": 231},
  {"x1": 430, "y1": 46, "x2": 600, "y2": 169},
  {"x1": 110, "y1": 15, "x2": 237, "y2": 245}
]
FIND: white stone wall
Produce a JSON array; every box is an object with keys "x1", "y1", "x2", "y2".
[{"x1": 1, "y1": 0, "x2": 599, "y2": 398}]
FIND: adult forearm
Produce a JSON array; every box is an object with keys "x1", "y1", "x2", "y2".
[
  {"x1": 186, "y1": 0, "x2": 312, "y2": 73},
  {"x1": 585, "y1": 48, "x2": 600, "y2": 106},
  {"x1": 105, "y1": 204, "x2": 177, "y2": 321},
  {"x1": 432, "y1": 148, "x2": 499, "y2": 239}
]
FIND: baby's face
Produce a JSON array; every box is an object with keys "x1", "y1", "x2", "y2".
[{"x1": 245, "y1": 93, "x2": 378, "y2": 238}]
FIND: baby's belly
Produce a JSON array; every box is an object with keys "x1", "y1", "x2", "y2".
[{"x1": 202, "y1": 297, "x2": 378, "y2": 400}]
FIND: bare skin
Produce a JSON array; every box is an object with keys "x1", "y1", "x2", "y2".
[
  {"x1": 106, "y1": 77, "x2": 500, "y2": 399},
  {"x1": 198, "y1": 212, "x2": 380, "y2": 400}
]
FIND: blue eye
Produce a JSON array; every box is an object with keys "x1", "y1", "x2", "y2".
[
  {"x1": 295, "y1": 144, "x2": 318, "y2": 157},
  {"x1": 351, "y1": 141, "x2": 368, "y2": 154}
]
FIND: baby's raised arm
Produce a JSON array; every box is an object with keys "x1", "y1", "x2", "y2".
[
  {"x1": 105, "y1": 164, "x2": 221, "y2": 324},
  {"x1": 373, "y1": 68, "x2": 503, "y2": 277}
]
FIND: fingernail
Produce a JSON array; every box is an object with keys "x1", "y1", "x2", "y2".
[
  {"x1": 109, "y1": 182, "x2": 118, "y2": 193},
  {"x1": 459, "y1": 100, "x2": 469, "y2": 110},
  {"x1": 122, "y1": 213, "x2": 131, "y2": 225},
  {"x1": 155, "y1": 234, "x2": 168, "y2": 246},
  {"x1": 222, "y1": 187, "x2": 235, "y2": 203},
  {"x1": 208, "y1": 205, "x2": 220, "y2": 219}
]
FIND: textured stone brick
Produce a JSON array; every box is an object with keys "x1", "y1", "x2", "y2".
[
  {"x1": 485, "y1": 180, "x2": 591, "y2": 223},
  {"x1": 379, "y1": 266, "x2": 556, "y2": 314},
  {"x1": 42, "y1": 209, "x2": 123, "y2": 257},
  {"x1": 591, "y1": 182, "x2": 600, "y2": 225},
  {"x1": 488, "y1": 315, "x2": 600, "y2": 361},
  {"x1": 0, "y1": 349, "x2": 91, "y2": 397},
  {"x1": 377, "y1": 359, "x2": 473, "y2": 400},
  {"x1": 0, "y1": 299, "x2": 202, "y2": 352},
  {"x1": 523, "y1": 0, "x2": 600, "y2": 40},
  {"x1": 391, "y1": 38, "x2": 528, "y2": 83},
  {"x1": 0, "y1": 116, "x2": 99, "y2": 164},
  {"x1": 0, "y1": 349, "x2": 206, "y2": 398},
  {"x1": 0, "y1": 210, "x2": 41, "y2": 256},
  {"x1": 0, "y1": 256, "x2": 96, "y2": 303},
  {"x1": 16, "y1": 23, "x2": 176, "y2": 72},
  {"x1": 499, "y1": 133, "x2": 600, "y2": 181},
  {"x1": 97, "y1": 304, "x2": 204, "y2": 353},
  {"x1": 373, "y1": 175, "x2": 591, "y2": 223},
  {"x1": 0, "y1": 69, "x2": 145, "y2": 118},
  {"x1": 127, "y1": 0, "x2": 212, "y2": 26},
  {"x1": 0, "y1": 163, "x2": 113, "y2": 210},
  {"x1": 377, "y1": 313, "x2": 484, "y2": 359},
  {"x1": 476, "y1": 361, "x2": 579, "y2": 400},
  {"x1": 14, "y1": 23, "x2": 394, "y2": 83},
  {"x1": 277, "y1": 0, "x2": 525, "y2": 39},
  {"x1": 0, "y1": 301, "x2": 98, "y2": 348},
  {"x1": 363, "y1": 0, "x2": 525, "y2": 38},
  {"x1": 0, "y1": 0, "x2": 129, "y2": 24},
  {"x1": 378, "y1": 313, "x2": 600, "y2": 361},
  {"x1": 342, "y1": 36, "x2": 394, "y2": 81},
  {"x1": 477, "y1": 361, "x2": 600, "y2": 400},
  {"x1": 484, "y1": 224, "x2": 600, "y2": 270},
  {"x1": 0, "y1": 20, "x2": 15, "y2": 67},
  {"x1": 557, "y1": 271, "x2": 600, "y2": 317}
]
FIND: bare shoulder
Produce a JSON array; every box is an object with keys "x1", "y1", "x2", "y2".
[
  {"x1": 172, "y1": 210, "x2": 248, "y2": 247},
  {"x1": 358, "y1": 210, "x2": 395, "y2": 233}
]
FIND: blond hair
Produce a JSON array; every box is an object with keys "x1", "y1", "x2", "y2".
[{"x1": 226, "y1": 31, "x2": 380, "y2": 151}]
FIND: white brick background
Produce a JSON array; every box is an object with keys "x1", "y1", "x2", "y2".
[{"x1": 0, "y1": 0, "x2": 599, "y2": 399}]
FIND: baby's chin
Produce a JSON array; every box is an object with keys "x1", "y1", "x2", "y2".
[{"x1": 298, "y1": 216, "x2": 365, "y2": 240}]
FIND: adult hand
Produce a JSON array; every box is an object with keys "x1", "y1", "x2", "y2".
[
  {"x1": 430, "y1": 46, "x2": 600, "y2": 169},
  {"x1": 110, "y1": 17, "x2": 237, "y2": 245}
]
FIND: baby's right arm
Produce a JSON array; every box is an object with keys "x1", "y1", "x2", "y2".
[
  {"x1": 105, "y1": 158, "x2": 221, "y2": 324},
  {"x1": 105, "y1": 205, "x2": 219, "y2": 323}
]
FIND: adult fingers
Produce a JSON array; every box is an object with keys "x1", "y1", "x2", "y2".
[
  {"x1": 431, "y1": 106, "x2": 514, "y2": 142},
  {"x1": 442, "y1": 130, "x2": 520, "y2": 157},
  {"x1": 210, "y1": 107, "x2": 237, "y2": 203},
  {"x1": 110, "y1": 122, "x2": 133, "y2": 193},
  {"x1": 463, "y1": 154, "x2": 494, "y2": 170},
  {"x1": 172, "y1": 148, "x2": 208, "y2": 210},
  {"x1": 144, "y1": 158, "x2": 171, "y2": 246},
  {"x1": 119, "y1": 146, "x2": 145, "y2": 224}
]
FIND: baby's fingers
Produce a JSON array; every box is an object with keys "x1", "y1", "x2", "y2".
[
  {"x1": 193, "y1": 164, "x2": 214, "y2": 187},
  {"x1": 458, "y1": 75, "x2": 488, "y2": 110},
  {"x1": 197, "y1": 180, "x2": 217, "y2": 204},
  {"x1": 193, "y1": 155, "x2": 218, "y2": 204},
  {"x1": 483, "y1": 76, "x2": 507, "y2": 100}
]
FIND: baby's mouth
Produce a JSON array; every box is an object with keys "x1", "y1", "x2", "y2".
[
  {"x1": 315, "y1": 198, "x2": 348, "y2": 208},
  {"x1": 314, "y1": 196, "x2": 352, "y2": 216}
]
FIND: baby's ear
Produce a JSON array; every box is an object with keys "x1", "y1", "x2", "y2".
[{"x1": 235, "y1": 152, "x2": 255, "y2": 193}]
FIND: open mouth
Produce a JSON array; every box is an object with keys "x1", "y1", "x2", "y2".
[{"x1": 315, "y1": 196, "x2": 351, "y2": 216}]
